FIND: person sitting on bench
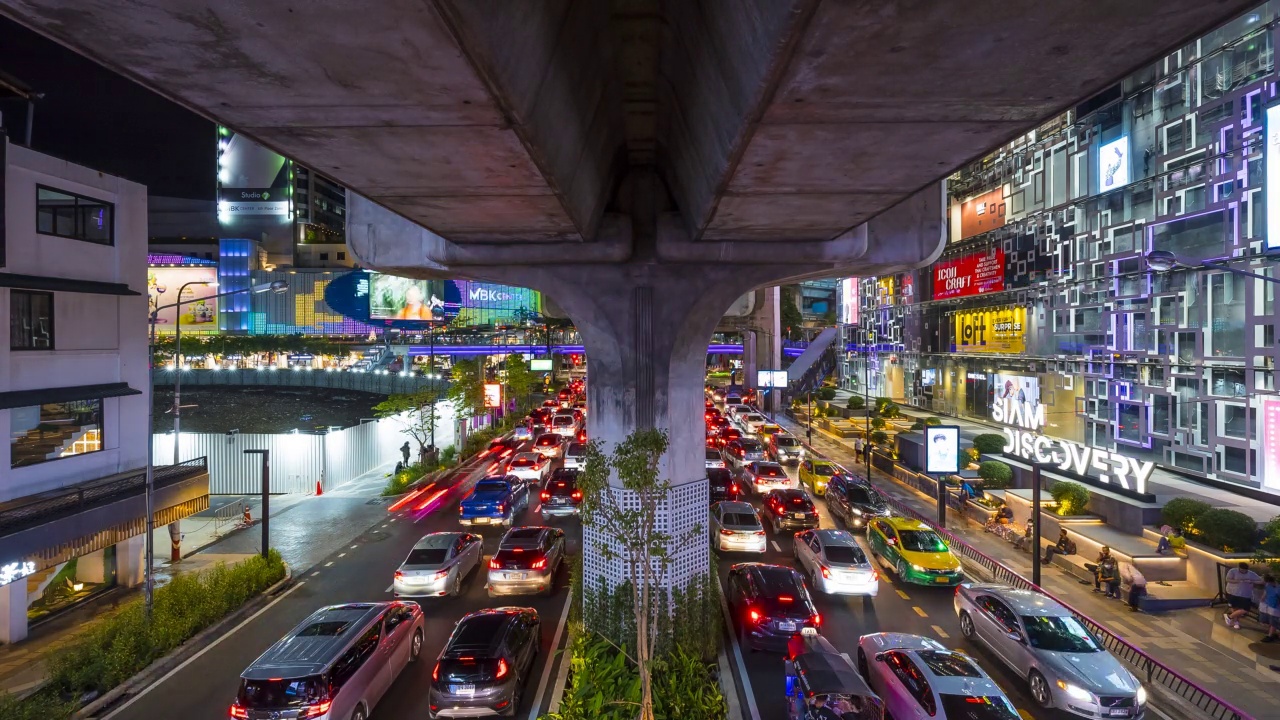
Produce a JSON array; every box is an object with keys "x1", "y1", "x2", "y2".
[{"x1": 1042, "y1": 529, "x2": 1076, "y2": 564}]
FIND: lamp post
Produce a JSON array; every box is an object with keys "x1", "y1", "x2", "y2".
[
  {"x1": 243, "y1": 450, "x2": 270, "y2": 559},
  {"x1": 144, "y1": 279, "x2": 287, "y2": 618},
  {"x1": 172, "y1": 279, "x2": 210, "y2": 465}
]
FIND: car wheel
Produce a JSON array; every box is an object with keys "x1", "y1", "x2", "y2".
[
  {"x1": 959, "y1": 611, "x2": 975, "y2": 639},
  {"x1": 450, "y1": 570, "x2": 463, "y2": 596},
  {"x1": 1029, "y1": 670, "x2": 1054, "y2": 709},
  {"x1": 857, "y1": 648, "x2": 869, "y2": 680},
  {"x1": 505, "y1": 683, "x2": 524, "y2": 717},
  {"x1": 351, "y1": 704, "x2": 368, "y2": 720},
  {"x1": 410, "y1": 629, "x2": 423, "y2": 662},
  {"x1": 896, "y1": 559, "x2": 909, "y2": 580}
]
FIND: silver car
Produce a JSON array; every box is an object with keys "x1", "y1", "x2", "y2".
[
  {"x1": 792, "y1": 529, "x2": 878, "y2": 596},
  {"x1": 857, "y1": 632, "x2": 1020, "y2": 720},
  {"x1": 741, "y1": 461, "x2": 796, "y2": 495},
  {"x1": 955, "y1": 584, "x2": 1147, "y2": 718},
  {"x1": 394, "y1": 532, "x2": 484, "y2": 598},
  {"x1": 710, "y1": 501, "x2": 766, "y2": 553},
  {"x1": 705, "y1": 448, "x2": 727, "y2": 470},
  {"x1": 486, "y1": 526, "x2": 566, "y2": 597},
  {"x1": 563, "y1": 442, "x2": 588, "y2": 471}
]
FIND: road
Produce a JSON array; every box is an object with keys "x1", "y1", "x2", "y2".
[{"x1": 100, "y1": 451, "x2": 579, "y2": 720}]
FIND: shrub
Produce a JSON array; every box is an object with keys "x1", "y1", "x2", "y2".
[
  {"x1": 382, "y1": 462, "x2": 425, "y2": 496},
  {"x1": 925, "y1": 417, "x2": 944, "y2": 426},
  {"x1": 870, "y1": 430, "x2": 889, "y2": 446},
  {"x1": 1161, "y1": 497, "x2": 1213, "y2": 533},
  {"x1": 871, "y1": 417, "x2": 887, "y2": 431},
  {"x1": 972, "y1": 433, "x2": 1009, "y2": 454},
  {"x1": 909, "y1": 419, "x2": 925, "y2": 432},
  {"x1": 817, "y1": 387, "x2": 837, "y2": 401},
  {"x1": 1196, "y1": 508, "x2": 1259, "y2": 552},
  {"x1": 1050, "y1": 481, "x2": 1090, "y2": 516},
  {"x1": 963, "y1": 447, "x2": 980, "y2": 466},
  {"x1": 0, "y1": 692, "x2": 76, "y2": 720},
  {"x1": 977, "y1": 461, "x2": 1013, "y2": 489},
  {"x1": 874, "y1": 397, "x2": 894, "y2": 414},
  {"x1": 1258, "y1": 515, "x2": 1280, "y2": 559},
  {"x1": 846, "y1": 395, "x2": 866, "y2": 410}
]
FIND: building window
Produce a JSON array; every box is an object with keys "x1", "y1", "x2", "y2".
[
  {"x1": 10, "y1": 398, "x2": 104, "y2": 468},
  {"x1": 10, "y1": 290, "x2": 53, "y2": 350},
  {"x1": 36, "y1": 186, "x2": 114, "y2": 245},
  {"x1": 319, "y1": 252, "x2": 329, "y2": 261},
  {"x1": 337, "y1": 252, "x2": 346, "y2": 261}
]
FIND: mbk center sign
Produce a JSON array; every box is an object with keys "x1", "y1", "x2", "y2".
[{"x1": 993, "y1": 398, "x2": 1154, "y2": 495}]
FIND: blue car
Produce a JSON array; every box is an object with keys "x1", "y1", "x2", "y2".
[{"x1": 459, "y1": 475, "x2": 531, "y2": 527}]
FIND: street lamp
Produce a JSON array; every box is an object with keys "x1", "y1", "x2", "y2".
[
  {"x1": 144, "y1": 279, "x2": 287, "y2": 618},
  {"x1": 1145, "y1": 250, "x2": 1280, "y2": 284}
]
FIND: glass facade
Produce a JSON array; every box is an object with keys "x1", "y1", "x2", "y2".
[
  {"x1": 853, "y1": 2, "x2": 1280, "y2": 491},
  {"x1": 10, "y1": 399, "x2": 104, "y2": 468}
]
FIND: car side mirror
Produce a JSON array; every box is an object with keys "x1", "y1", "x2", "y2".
[
  {"x1": 1007, "y1": 630, "x2": 1023, "y2": 643},
  {"x1": 873, "y1": 652, "x2": 886, "y2": 663}
]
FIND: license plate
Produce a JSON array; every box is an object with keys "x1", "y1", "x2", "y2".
[
  {"x1": 935, "y1": 576, "x2": 951, "y2": 583},
  {"x1": 1109, "y1": 710, "x2": 1130, "y2": 717},
  {"x1": 778, "y1": 621, "x2": 796, "y2": 632},
  {"x1": 452, "y1": 683, "x2": 475, "y2": 696},
  {"x1": 509, "y1": 572, "x2": 527, "y2": 580},
  {"x1": 792, "y1": 512, "x2": 806, "y2": 519}
]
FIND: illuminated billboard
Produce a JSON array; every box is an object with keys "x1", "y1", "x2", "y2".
[
  {"x1": 148, "y1": 265, "x2": 220, "y2": 334},
  {"x1": 839, "y1": 278, "x2": 859, "y2": 325},
  {"x1": 483, "y1": 383, "x2": 503, "y2": 408},
  {"x1": 934, "y1": 250, "x2": 1005, "y2": 300},
  {"x1": 217, "y1": 127, "x2": 291, "y2": 221},
  {"x1": 1098, "y1": 135, "x2": 1130, "y2": 191},
  {"x1": 952, "y1": 307, "x2": 1026, "y2": 354},
  {"x1": 369, "y1": 275, "x2": 451, "y2": 321},
  {"x1": 1267, "y1": 104, "x2": 1280, "y2": 251},
  {"x1": 925, "y1": 426, "x2": 960, "y2": 474}
]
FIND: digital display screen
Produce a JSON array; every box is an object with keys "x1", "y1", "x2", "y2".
[
  {"x1": 369, "y1": 274, "x2": 450, "y2": 321},
  {"x1": 925, "y1": 426, "x2": 960, "y2": 474},
  {"x1": 530, "y1": 359, "x2": 553, "y2": 372},
  {"x1": 483, "y1": 383, "x2": 503, "y2": 408},
  {"x1": 1098, "y1": 135, "x2": 1130, "y2": 191},
  {"x1": 921, "y1": 369, "x2": 936, "y2": 387},
  {"x1": 757, "y1": 370, "x2": 788, "y2": 388}
]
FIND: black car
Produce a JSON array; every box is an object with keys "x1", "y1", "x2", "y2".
[
  {"x1": 761, "y1": 488, "x2": 820, "y2": 533},
  {"x1": 540, "y1": 469, "x2": 582, "y2": 519},
  {"x1": 707, "y1": 468, "x2": 740, "y2": 504},
  {"x1": 429, "y1": 607, "x2": 541, "y2": 719},
  {"x1": 825, "y1": 475, "x2": 889, "y2": 531},
  {"x1": 725, "y1": 563, "x2": 820, "y2": 652}
]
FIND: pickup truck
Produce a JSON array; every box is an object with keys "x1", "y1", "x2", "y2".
[{"x1": 459, "y1": 475, "x2": 530, "y2": 527}]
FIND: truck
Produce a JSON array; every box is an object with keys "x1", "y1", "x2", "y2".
[{"x1": 459, "y1": 476, "x2": 530, "y2": 527}]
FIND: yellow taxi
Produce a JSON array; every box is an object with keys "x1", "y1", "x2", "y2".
[
  {"x1": 866, "y1": 516, "x2": 963, "y2": 586},
  {"x1": 797, "y1": 459, "x2": 841, "y2": 496}
]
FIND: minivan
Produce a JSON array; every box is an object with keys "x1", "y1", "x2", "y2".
[{"x1": 232, "y1": 602, "x2": 425, "y2": 720}]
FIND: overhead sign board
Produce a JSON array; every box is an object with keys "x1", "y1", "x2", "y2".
[
  {"x1": 933, "y1": 250, "x2": 1005, "y2": 300},
  {"x1": 530, "y1": 358, "x2": 553, "y2": 372}
]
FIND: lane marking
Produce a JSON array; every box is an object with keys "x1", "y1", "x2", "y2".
[
  {"x1": 716, "y1": 573, "x2": 762, "y2": 720},
  {"x1": 310, "y1": 571, "x2": 320, "y2": 577},
  {"x1": 100, "y1": 581, "x2": 307, "y2": 720},
  {"x1": 527, "y1": 590, "x2": 573, "y2": 720},
  {"x1": 896, "y1": 589, "x2": 910, "y2": 600},
  {"x1": 384, "y1": 584, "x2": 393, "y2": 593},
  {"x1": 351, "y1": 544, "x2": 359, "y2": 549},
  {"x1": 932, "y1": 625, "x2": 949, "y2": 638},
  {"x1": 324, "y1": 561, "x2": 334, "y2": 567},
  {"x1": 913, "y1": 606, "x2": 928, "y2": 618},
  {"x1": 338, "y1": 553, "x2": 346, "y2": 558},
  {"x1": 770, "y1": 540, "x2": 782, "y2": 552}
]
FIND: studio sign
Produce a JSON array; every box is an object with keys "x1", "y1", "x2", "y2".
[{"x1": 993, "y1": 400, "x2": 1153, "y2": 494}]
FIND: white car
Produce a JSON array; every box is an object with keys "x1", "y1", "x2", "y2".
[
  {"x1": 857, "y1": 633, "x2": 1021, "y2": 720},
  {"x1": 705, "y1": 448, "x2": 727, "y2": 470},
  {"x1": 737, "y1": 412, "x2": 768, "y2": 436},
  {"x1": 793, "y1": 529, "x2": 878, "y2": 596},
  {"x1": 709, "y1": 501, "x2": 766, "y2": 553},
  {"x1": 563, "y1": 442, "x2": 588, "y2": 471},
  {"x1": 505, "y1": 452, "x2": 551, "y2": 483},
  {"x1": 393, "y1": 532, "x2": 483, "y2": 597},
  {"x1": 550, "y1": 412, "x2": 580, "y2": 438},
  {"x1": 740, "y1": 461, "x2": 796, "y2": 495}
]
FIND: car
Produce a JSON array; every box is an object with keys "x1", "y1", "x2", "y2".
[
  {"x1": 737, "y1": 412, "x2": 769, "y2": 436},
  {"x1": 955, "y1": 584, "x2": 1147, "y2": 717},
  {"x1": 528, "y1": 407, "x2": 554, "y2": 429},
  {"x1": 541, "y1": 398, "x2": 559, "y2": 408},
  {"x1": 866, "y1": 517, "x2": 963, "y2": 586},
  {"x1": 757, "y1": 423, "x2": 783, "y2": 440},
  {"x1": 761, "y1": 488, "x2": 820, "y2": 534},
  {"x1": 484, "y1": 437, "x2": 520, "y2": 460},
  {"x1": 707, "y1": 468, "x2": 741, "y2": 503},
  {"x1": 725, "y1": 562, "x2": 820, "y2": 652},
  {"x1": 740, "y1": 460, "x2": 795, "y2": 495},
  {"x1": 798, "y1": 459, "x2": 841, "y2": 496},
  {"x1": 232, "y1": 602, "x2": 425, "y2": 720},
  {"x1": 486, "y1": 526, "x2": 566, "y2": 597},
  {"x1": 767, "y1": 433, "x2": 805, "y2": 465},
  {"x1": 710, "y1": 416, "x2": 732, "y2": 432},
  {"x1": 563, "y1": 442, "x2": 588, "y2": 471},
  {"x1": 825, "y1": 475, "x2": 890, "y2": 531},
  {"x1": 550, "y1": 412, "x2": 579, "y2": 438},
  {"x1": 510, "y1": 424, "x2": 534, "y2": 442},
  {"x1": 532, "y1": 432, "x2": 564, "y2": 458},
  {"x1": 459, "y1": 475, "x2": 531, "y2": 527},
  {"x1": 792, "y1": 529, "x2": 878, "y2": 596},
  {"x1": 557, "y1": 388, "x2": 573, "y2": 407},
  {"x1": 394, "y1": 532, "x2": 484, "y2": 598},
  {"x1": 725, "y1": 403, "x2": 753, "y2": 424},
  {"x1": 704, "y1": 407, "x2": 722, "y2": 425},
  {"x1": 572, "y1": 400, "x2": 587, "y2": 416},
  {"x1": 504, "y1": 452, "x2": 551, "y2": 484},
  {"x1": 714, "y1": 426, "x2": 742, "y2": 449},
  {"x1": 428, "y1": 607, "x2": 541, "y2": 719},
  {"x1": 723, "y1": 438, "x2": 767, "y2": 473},
  {"x1": 857, "y1": 633, "x2": 1021, "y2": 720},
  {"x1": 711, "y1": 388, "x2": 727, "y2": 403},
  {"x1": 724, "y1": 394, "x2": 744, "y2": 411},
  {"x1": 705, "y1": 448, "x2": 727, "y2": 470},
  {"x1": 710, "y1": 500, "x2": 764, "y2": 552},
  {"x1": 539, "y1": 470, "x2": 582, "y2": 519}
]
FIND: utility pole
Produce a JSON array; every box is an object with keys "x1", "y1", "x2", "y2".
[
  {"x1": 1032, "y1": 463, "x2": 1043, "y2": 586},
  {"x1": 244, "y1": 450, "x2": 270, "y2": 560}
]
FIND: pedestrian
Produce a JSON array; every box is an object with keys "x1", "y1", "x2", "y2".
[
  {"x1": 1120, "y1": 562, "x2": 1147, "y2": 612},
  {"x1": 1042, "y1": 529, "x2": 1073, "y2": 564},
  {"x1": 1224, "y1": 561, "x2": 1263, "y2": 630},
  {"x1": 1087, "y1": 546, "x2": 1113, "y2": 592},
  {"x1": 400, "y1": 441, "x2": 411, "y2": 466},
  {"x1": 1098, "y1": 557, "x2": 1120, "y2": 599},
  {"x1": 1262, "y1": 576, "x2": 1280, "y2": 642}
]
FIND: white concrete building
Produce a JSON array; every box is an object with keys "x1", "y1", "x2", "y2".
[{"x1": 0, "y1": 139, "x2": 209, "y2": 643}]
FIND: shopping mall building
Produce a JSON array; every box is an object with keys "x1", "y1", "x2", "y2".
[{"x1": 841, "y1": 3, "x2": 1280, "y2": 495}]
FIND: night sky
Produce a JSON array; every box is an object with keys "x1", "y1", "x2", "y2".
[{"x1": 0, "y1": 16, "x2": 213, "y2": 200}]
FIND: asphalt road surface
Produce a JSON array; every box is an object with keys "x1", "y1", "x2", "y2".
[{"x1": 99, "y1": 451, "x2": 579, "y2": 720}]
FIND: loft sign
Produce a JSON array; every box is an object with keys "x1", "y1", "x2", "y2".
[
  {"x1": 0, "y1": 561, "x2": 36, "y2": 587},
  {"x1": 993, "y1": 400, "x2": 1153, "y2": 494}
]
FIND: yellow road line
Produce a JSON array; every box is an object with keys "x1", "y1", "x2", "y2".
[
  {"x1": 896, "y1": 589, "x2": 910, "y2": 600},
  {"x1": 932, "y1": 625, "x2": 949, "y2": 638},
  {"x1": 913, "y1": 606, "x2": 928, "y2": 618}
]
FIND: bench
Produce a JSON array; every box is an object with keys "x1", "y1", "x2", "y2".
[{"x1": 1037, "y1": 521, "x2": 1186, "y2": 582}]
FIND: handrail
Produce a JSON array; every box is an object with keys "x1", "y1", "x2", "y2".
[{"x1": 797, "y1": 432, "x2": 1253, "y2": 720}]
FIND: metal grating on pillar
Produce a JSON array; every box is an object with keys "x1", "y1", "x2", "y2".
[
  {"x1": 634, "y1": 285, "x2": 655, "y2": 429},
  {"x1": 581, "y1": 476, "x2": 709, "y2": 592}
]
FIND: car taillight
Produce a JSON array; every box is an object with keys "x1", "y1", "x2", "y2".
[
  {"x1": 531, "y1": 558, "x2": 547, "y2": 570},
  {"x1": 496, "y1": 503, "x2": 505, "y2": 513},
  {"x1": 540, "y1": 491, "x2": 550, "y2": 501},
  {"x1": 820, "y1": 566, "x2": 830, "y2": 579},
  {"x1": 433, "y1": 570, "x2": 448, "y2": 580},
  {"x1": 754, "y1": 530, "x2": 766, "y2": 536},
  {"x1": 730, "y1": 484, "x2": 738, "y2": 493},
  {"x1": 299, "y1": 700, "x2": 333, "y2": 719},
  {"x1": 811, "y1": 613, "x2": 822, "y2": 628},
  {"x1": 432, "y1": 662, "x2": 440, "y2": 681},
  {"x1": 489, "y1": 558, "x2": 503, "y2": 570},
  {"x1": 394, "y1": 570, "x2": 404, "y2": 579},
  {"x1": 229, "y1": 704, "x2": 249, "y2": 720},
  {"x1": 778, "y1": 595, "x2": 793, "y2": 603},
  {"x1": 720, "y1": 529, "x2": 733, "y2": 536},
  {"x1": 496, "y1": 658, "x2": 509, "y2": 679},
  {"x1": 748, "y1": 608, "x2": 762, "y2": 624},
  {"x1": 874, "y1": 569, "x2": 880, "y2": 582},
  {"x1": 571, "y1": 489, "x2": 582, "y2": 500}
]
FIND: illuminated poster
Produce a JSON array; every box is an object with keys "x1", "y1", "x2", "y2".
[
  {"x1": 147, "y1": 265, "x2": 219, "y2": 333},
  {"x1": 483, "y1": 383, "x2": 503, "y2": 408},
  {"x1": 1267, "y1": 104, "x2": 1280, "y2": 251},
  {"x1": 217, "y1": 128, "x2": 290, "y2": 220},
  {"x1": 959, "y1": 187, "x2": 1006, "y2": 240},
  {"x1": 1263, "y1": 398, "x2": 1280, "y2": 492},
  {"x1": 934, "y1": 250, "x2": 1005, "y2": 300},
  {"x1": 839, "y1": 278, "x2": 859, "y2": 325},
  {"x1": 993, "y1": 373, "x2": 1040, "y2": 409},
  {"x1": 926, "y1": 426, "x2": 960, "y2": 474},
  {"x1": 1098, "y1": 136, "x2": 1130, "y2": 191},
  {"x1": 369, "y1": 275, "x2": 450, "y2": 321},
  {"x1": 952, "y1": 307, "x2": 1026, "y2": 354}
]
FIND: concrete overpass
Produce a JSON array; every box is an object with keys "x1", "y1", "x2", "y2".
[{"x1": 2, "y1": 0, "x2": 1253, "y2": 587}]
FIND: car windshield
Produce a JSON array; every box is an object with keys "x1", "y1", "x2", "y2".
[
  {"x1": 723, "y1": 513, "x2": 760, "y2": 528},
  {"x1": 918, "y1": 650, "x2": 981, "y2": 677},
  {"x1": 405, "y1": 548, "x2": 449, "y2": 565},
  {"x1": 567, "y1": 443, "x2": 586, "y2": 455},
  {"x1": 1021, "y1": 615, "x2": 1102, "y2": 653},
  {"x1": 813, "y1": 464, "x2": 835, "y2": 476},
  {"x1": 475, "y1": 480, "x2": 510, "y2": 493},
  {"x1": 706, "y1": 450, "x2": 722, "y2": 460},
  {"x1": 898, "y1": 529, "x2": 947, "y2": 553},
  {"x1": 937, "y1": 695, "x2": 1020, "y2": 720},
  {"x1": 775, "y1": 437, "x2": 799, "y2": 447},
  {"x1": 822, "y1": 545, "x2": 866, "y2": 565},
  {"x1": 844, "y1": 485, "x2": 879, "y2": 505}
]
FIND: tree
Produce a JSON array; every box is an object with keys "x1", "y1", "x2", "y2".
[
  {"x1": 780, "y1": 285, "x2": 804, "y2": 341},
  {"x1": 373, "y1": 387, "x2": 441, "y2": 459},
  {"x1": 446, "y1": 358, "x2": 487, "y2": 420},
  {"x1": 504, "y1": 354, "x2": 535, "y2": 412},
  {"x1": 577, "y1": 429, "x2": 703, "y2": 720}
]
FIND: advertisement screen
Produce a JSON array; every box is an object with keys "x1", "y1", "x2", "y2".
[
  {"x1": 148, "y1": 265, "x2": 219, "y2": 333},
  {"x1": 959, "y1": 187, "x2": 1006, "y2": 240},
  {"x1": 933, "y1": 249, "x2": 1005, "y2": 300},
  {"x1": 369, "y1": 275, "x2": 451, "y2": 321},
  {"x1": 925, "y1": 426, "x2": 960, "y2": 474},
  {"x1": 1098, "y1": 135, "x2": 1130, "y2": 191},
  {"x1": 217, "y1": 129, "x2": 290, "y2": 219},
  {"x1": 757, "y1": 370, "x2": 788, "y2": 388},
  {"x1": 1264, "y1": 398, "x2": 1280, "y2": 493},
  {"x1": 953, "y1": 306, "x2": 1026, "y2": 354},
  {"x1": 530, "y1": 358, "x2": 553, "y2": 372},
  {"x1": 1267, "y1": 105, "x2": 1280, "y2": 251},
  {"x1": 920, "y1": 369, "x2": 936, "y2": 387},
  {"x1": 483, "y1": 383, "x2": 503, "y2": 408},
  {"x1": 993, "y1": 373, "x2": 1041, "y2": 414},
  {"x1": 839, "y1": 278, "x2": 859, "y2": 325}
]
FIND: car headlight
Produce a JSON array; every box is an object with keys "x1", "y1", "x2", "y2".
[
  {"x1": 1135, "y1": 686, "x2": 1147, "y2": 705},
  {"x1": 1057, "y1": 681, "x2": 1094, "y2": 703},
  {"x1": 911, "y1": 564, "x2": 926, "y2": 572},
  {"x1": 851, "y1": 508, "x2": 864, "y2": 515}
]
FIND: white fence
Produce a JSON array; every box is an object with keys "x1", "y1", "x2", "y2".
[{"x1": 153, "y1": 403, "x2": 457, "y2": 494}]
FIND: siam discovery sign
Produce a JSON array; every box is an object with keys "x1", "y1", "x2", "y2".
[{"x1": 993, "y1": 398, "x2": 1153, "y2": 495}]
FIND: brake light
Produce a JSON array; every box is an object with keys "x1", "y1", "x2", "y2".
[
  {"x1": 820, "y1": 566, "x2": 830, "y2": 579},
  {"x1": 720, "y1": 529, "x2": 734, "y2": 536},
  {"x1": 754, "y1": 530, "x2": 766, "y2": 536},
  {"x1": 778, "y1": 595, "x2": 793, "y2": 603},
  {"x1": 489, "y1": 558, "x2": 503, "y2": 570},
  {"x1": 496, "y1": 503, "x2": 505, "y2": 513},
  {"x1": 874, "y1": 569, "x2": 880, "y2": 582},
  {"x1": 541, "y1": 491, "x2": 550, "y2": 501},
  {"x1": 730, "y1": 484, "x2": 738, "y2": 493},
  {"x1": 496, "y1": 658, "x2": 509, "y2": 679},
  {"x1": 394, "y1": 570, "x2": 404, "y2": 580},
  {"x1": 229, "y1": 704, "x2": 250, "y2": 719},
  {"x1": 748, "y1": 608, "x2": 762, "y2": 624},
  {"x1": 571, "y1": 490, "x2": 582, "y2": 500},
  {"x1": 299, "y1": 700, "x2": 333, "y2": 719},
  {"x1": 811, "y1": 613, "x2": 822, "y2": 628},
  {"x1": 432, "y1": 662, "x2": 440, "y2": 681},
  {"x1": 531, "y1": 558, "x2": 547, "y2": 570}
]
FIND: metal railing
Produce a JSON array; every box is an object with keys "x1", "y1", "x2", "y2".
[
  {"x1": 802, "y1": 436, "x2": 1253, "y2": 720},
  {"x1": 0, "y1": 457, "x2": 208, "y2": 537}
]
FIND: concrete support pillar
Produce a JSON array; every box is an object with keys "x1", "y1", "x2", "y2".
[
  {"x1": 77, "y1": 548, "x2": 108, "y2": 583},
  {"x1": 115, "y1": 534, "x2": 146, "y2": 588},
  {"x1": 169, "y1": 521, "x2": 183, "y2": 562},
  {"x1": 0, "y1": 580, "x2": 28, "y2": 644}
]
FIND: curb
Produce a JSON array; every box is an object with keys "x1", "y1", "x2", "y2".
[{"x1": 72, "y1": 562, "x2": 293, "y2": 719}]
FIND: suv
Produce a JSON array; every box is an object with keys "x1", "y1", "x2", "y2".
[
  {"x1": 725, "y1": 563, "x2": 820, "y2": 652},
  {"x1": 539, "y1": 470, "x2": 582, "y2": 519},
  {"x1": 761, "y1": 488, "x2": 820, "y2": 534},
  {"x1": 486, "y1": 526, "x2": 566, "y2": 597},
  {"x1": 741, "y1": 461, "x2": 795, "y2": 495},
  {"x1": 825, "y1": 475, "x2": 889, "y2": 531},
  {"x1": 429, "y1": 608, "x2": 541, "y2": 719},
  {"x1": 722, "y1": 438, "x2": 767, "y2": 473},
  {"x1": 232, "y1": 602, "x2": 425, "y2": 720},
  {"x1": 768, "y1": 433, "x2": 805, "y2": 465},
  {"x1": 707, "y1": 468, "x2": 740, "y2": 503}
]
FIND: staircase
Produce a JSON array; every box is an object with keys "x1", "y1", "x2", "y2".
[
  {"x1": 785, "y1": 327, "x2": 839, "y2": 395},
  {"x1": 26, "y1": 563, "x2": 64, "y2": 604}
]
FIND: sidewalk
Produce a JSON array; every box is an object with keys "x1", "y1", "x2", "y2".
[
  {"x1": 778, "y1": 413, "x2": 1280, "y2": 718},
  {"x1": 0, "y1": 461, "x2": 397, "y2": 698}
]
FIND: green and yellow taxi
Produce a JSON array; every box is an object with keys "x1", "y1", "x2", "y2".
[
  {"x1": 866, "y1": 516, "x2": 963, "y2": 586},
  {"x1": 798, "y1": 459, "x2": 841, "y2": 496}
]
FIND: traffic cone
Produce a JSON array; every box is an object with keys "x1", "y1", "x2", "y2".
[{"x1": 315, "y1": 480, "x2": 323, "y2": 496}]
